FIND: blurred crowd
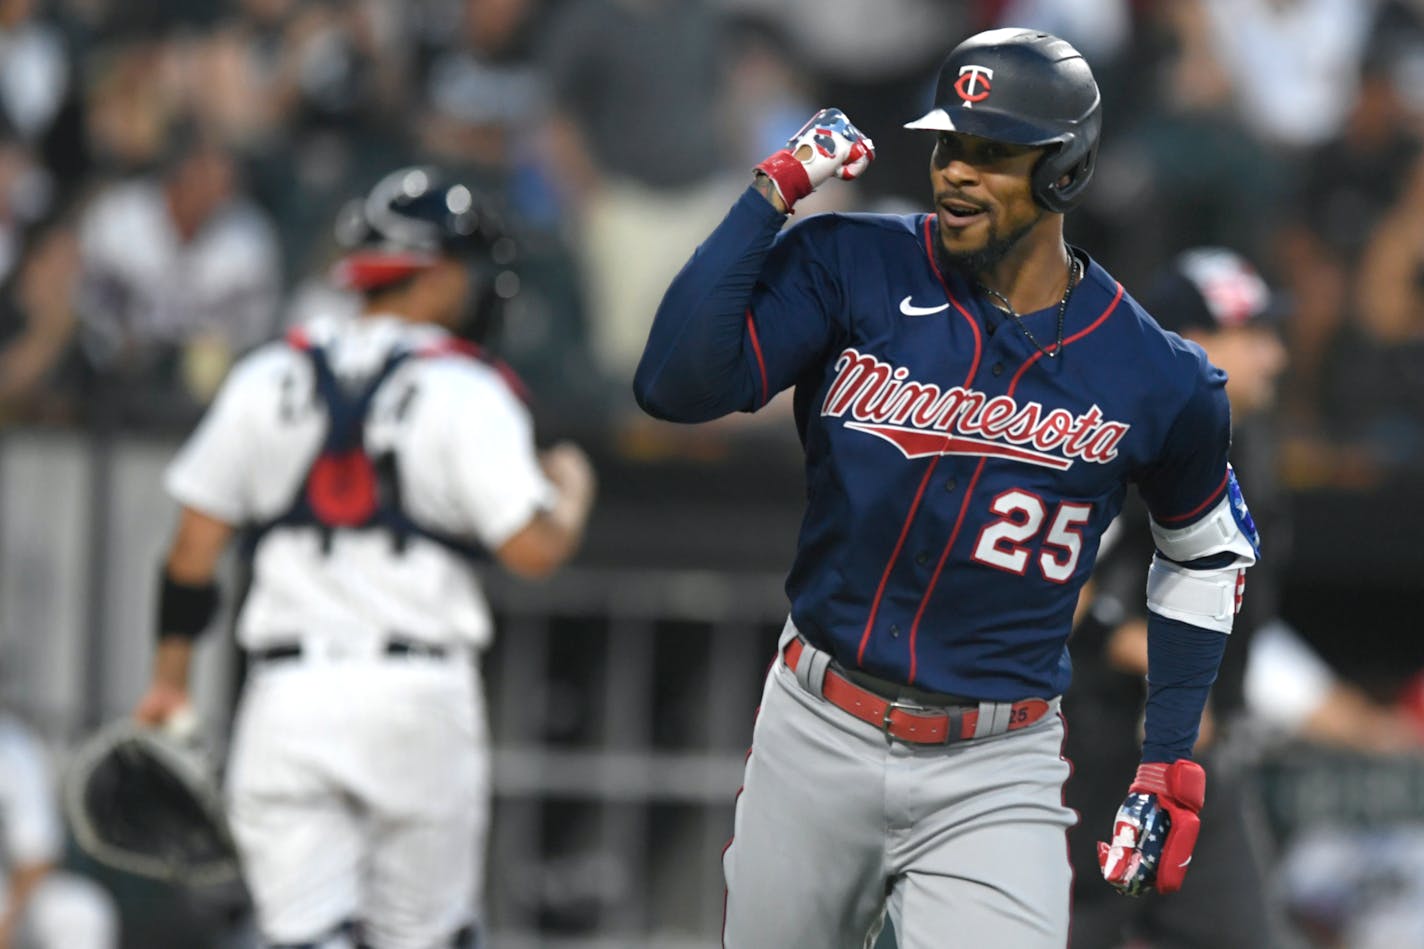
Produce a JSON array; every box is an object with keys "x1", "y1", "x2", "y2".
[{"x1": 0, "y1": 0, "x2": 1417, "y2": 482}]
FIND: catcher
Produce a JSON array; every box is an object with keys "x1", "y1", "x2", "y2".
[{"x1": 132, "y1": 167, "x2": 596, "y2": 949}]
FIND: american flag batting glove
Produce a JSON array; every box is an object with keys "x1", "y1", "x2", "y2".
[
  {"x1": 754, "y1": 108, "x2": 875, "y2": 212},
  {"x1": 1098, "y1": 760, "x2": 1206, "y2": 896}
]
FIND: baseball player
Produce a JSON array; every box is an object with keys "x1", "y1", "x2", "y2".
[
  {"x1": 634, "y1": 29, "x2": 1260, "y2": 948},
  {"x1": 132, "y1": 166, "x2": 597, "y2": 949}
]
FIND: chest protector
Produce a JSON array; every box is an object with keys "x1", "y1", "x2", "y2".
[{"x1": 252, "y1": 332, "x2": 515, "y2": 561}]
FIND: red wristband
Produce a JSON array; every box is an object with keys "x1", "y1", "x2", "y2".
[{"x1": 754, "y1": 150, "x2": 813, "y2": 208}]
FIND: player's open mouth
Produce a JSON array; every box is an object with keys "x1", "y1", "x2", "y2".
[{"x1": 938, "y1": 201, "x2": 987, "y2": 227}]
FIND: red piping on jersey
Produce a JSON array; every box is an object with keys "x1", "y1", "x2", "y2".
[
  {"x1": 907, "y1": 456, "x2": 988, "y2": 682},
  {"x1": 852, "y1": 218, "x2": 984, "y2": 666},
  {"x1": 1008, "y1": 280, "x2": 1124, "y2": 392},
  {"x1": 905, "y1": 274, "x2": 1122, "y2": 683},
  {"x1": 857, "y1": 460, "x2": 941, "y2": 665},
  {"x1": 923, "y1": 217, "x2": 987, "y2": 380},
  {"x1": 745, "y1": 309, "x2": 769, "y2": 407},
  {"x1": 1156, "y1": 469, "x2": 1230, "y2": 524}
]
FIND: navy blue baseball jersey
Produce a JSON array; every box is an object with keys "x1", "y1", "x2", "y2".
[{"x1": 636, "y1": 188, "x2": 1237, "y2": 703}]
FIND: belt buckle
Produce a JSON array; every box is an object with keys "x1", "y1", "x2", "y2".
[
  {"x1": 883, "y1": 698, "x2": 963, "y2": 744},
  {"x1": 881, "y1": 698, "x2": 929, "y2": 734}
]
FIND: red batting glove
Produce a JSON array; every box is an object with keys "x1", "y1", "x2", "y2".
[
  {"x1": 1097, "y1": 760, "x2": 1206, "y2": 896},
  {"x1": 754, "y1": 107, "x2": 875, "y2": 212}
]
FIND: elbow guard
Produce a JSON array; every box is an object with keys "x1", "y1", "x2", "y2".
[
  {"x1": 1149, "y1": 469, "x2": 1260, "y2": 569},
  {"x1": 1146, "y1": 558, "x2": 1242, "y2": 633},
  {"x1": 157, "y1": 570, "x2": 219, "y2": 641},
  {"x1": 1147, "y1": 470, "x2": 1259, "y2": 634}
]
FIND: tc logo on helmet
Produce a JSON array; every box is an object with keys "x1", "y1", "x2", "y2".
[{"x1": 954, "y1": 65, "x2": 993, "y2": 107}]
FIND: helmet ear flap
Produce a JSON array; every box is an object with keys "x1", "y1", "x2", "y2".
[{"x1": 1031, "y1": 132, "x2": 1099, "y2": 213}]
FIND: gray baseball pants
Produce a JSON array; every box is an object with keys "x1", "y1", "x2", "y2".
[{"x1": 722, "y1": 623, "x2": 1076, "y2": 949}]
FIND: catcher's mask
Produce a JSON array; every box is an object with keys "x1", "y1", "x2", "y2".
[
  {"x1": 330, "y1": 166, "x2": 521, "y2": 347},
  {"x1": 64, "y1": 720, "x2": 242, "y2": 887}
]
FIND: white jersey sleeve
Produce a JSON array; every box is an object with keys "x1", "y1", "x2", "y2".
[
  {"x1": 0, "y1": 715, "x2": 62, "y2": 868},
  {"x1": 164, "y1": 345, "x2": 293, "y2": 524},
  {"x1": 438, "y1": 366, "x2": 555, "y2": 550}
]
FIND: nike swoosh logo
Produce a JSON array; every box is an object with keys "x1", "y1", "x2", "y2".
[
  {"x1": 899, "y1": 296, "x2": 950, "y2": 316},
  {"x1": 1178, "y1": 857, "x2": 1192, "y2": 868}
]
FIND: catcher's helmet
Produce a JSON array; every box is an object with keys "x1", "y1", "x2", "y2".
[
  {"x1": 905, "y1": 28, "x2": 1101, "y2": 213},
  {"x1": 331, "y1": 166, "x2": 520, "y2": 343}
]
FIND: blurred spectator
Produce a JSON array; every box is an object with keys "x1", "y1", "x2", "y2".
[
  {"x1": 416, "y1": 0, "x2": 547, "y2": 186},
  {"x1": 0, "y1": 223, "x2": 81, "y2": 423},
  {"x1": 725, "y1": 0, "x2": 965, "y2": 210},
  {"x1": 80, "y1": 36, "x2": 177, "y2": 174},
  {"x1": 1313, "y1": 151, "x2": 1424, "y2": 466},
  {"x1": 1369, "y1": 0, "x2": 1424, "y2": 117},
  {"x1": 1272, "y1": 52, "x2": 1422, "y2": 443},
  {"x1": 719, "y1": 15, "x2": 816, "y2": 176},
  {"x1": 540, "y1": 0, "x2": 738, "y2": 393},
  {"x1": 0, "y1": 0, "x2": 67, "y2": 148},
  {"x1": 1197, "y1": 0, "x2": 1378, "y2": 154},
  {"x1": 74, "y1": 121, "x2": 281, "y2": 427},
  {"x1": 989, "y1": 0, "x2": 1132, "y2": 65},
  {"x1": 1357, "y1": 154, "x2": 1424, "y2": 342},
  {"x1": 1274, "y1": 824, "x2": 1424, "y2": 949},
  {"x1": 196, "y1": 0, "x2": 415, "y2": 280},
  {"x1": 196, "y1": 0, "x2": 410, "y2": 148},
  {"x1": 1244, "y1": 619, "x2": 1423, "y2": 752},
  {"x1": 0, "y1": 131, "x2": 54, "y2": 285},
  {"x1": 1070, "y1": 3, "x2": 1280, "y2": 288},
  {"x1": 0, "y1": 709, "x2": 118, "y2": 949},
  {"x1": 1242, "y1": 622, "x2": 1424, "y2": 949}
]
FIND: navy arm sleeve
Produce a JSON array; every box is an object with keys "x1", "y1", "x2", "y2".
[
  {"x1": 1141, "y1": 613, "x2": 1228, "y2": 762},
  {"x1": 633, "y1": 187, "x2": 843, "y2": 422},
  {"x1": 1134, "y1": 351, "x2": 1243, "y2": 763}
]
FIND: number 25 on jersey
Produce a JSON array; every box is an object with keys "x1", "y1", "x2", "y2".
[{"x1": 971, "y1": 489, "x2": 1092, "y2": 583}]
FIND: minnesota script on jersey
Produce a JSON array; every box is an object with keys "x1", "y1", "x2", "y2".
[{"x1": 638, "y1": 189, "x2": 1233, "y2": 701}]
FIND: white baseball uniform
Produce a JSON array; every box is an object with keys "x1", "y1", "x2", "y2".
[{"x1": 165, "y1": 311, "x2": 554, "y2": 948}]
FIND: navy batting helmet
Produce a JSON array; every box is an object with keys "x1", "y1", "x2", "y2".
[
  {"x1": 332, "y1": 166, "x2": 520, "y2": 343},
  {"x1": 905, "y1": 29, "x2": 1101, "y2": 213}
]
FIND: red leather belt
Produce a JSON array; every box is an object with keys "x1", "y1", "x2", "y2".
[{"x1": 783, "y1": 637, "x2": 1051, "y2": 745}]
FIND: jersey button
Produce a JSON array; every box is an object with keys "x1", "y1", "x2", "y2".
[
  {"x1": 991, "y1": 362, "x2": 1004, "y2": 376},
  {"x1": 915, "y1": 551, "x2": 930, "y2": 566},
  {"x1": 890, "y1": 624, "x2": 900, "y2": 638},
  {"x1": 944, "y1": 478, "x2": 957, "y2": 492}
]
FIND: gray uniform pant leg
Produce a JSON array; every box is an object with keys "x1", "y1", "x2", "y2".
[
  {"x1": 884, "y1": 716, "x2": 1076, "y2": 949},
  {"x1": 723, "y1": 650, "x2": 1076, "y2": 949},
  {"x1": 722, "y1": 659, "x2": 891, "y2": 949}
]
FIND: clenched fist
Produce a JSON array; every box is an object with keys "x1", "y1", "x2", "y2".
[
  {"x1": 1098, "y1": 760, "x2": 1206, "y2": 896},
  {"x1": 754, "y1": 108, "x2": 875, "y2": 213}
]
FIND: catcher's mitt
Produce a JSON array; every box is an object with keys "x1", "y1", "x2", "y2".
[{"x1": 63, "y1": 717, "x2": 241, "y2": 887}]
